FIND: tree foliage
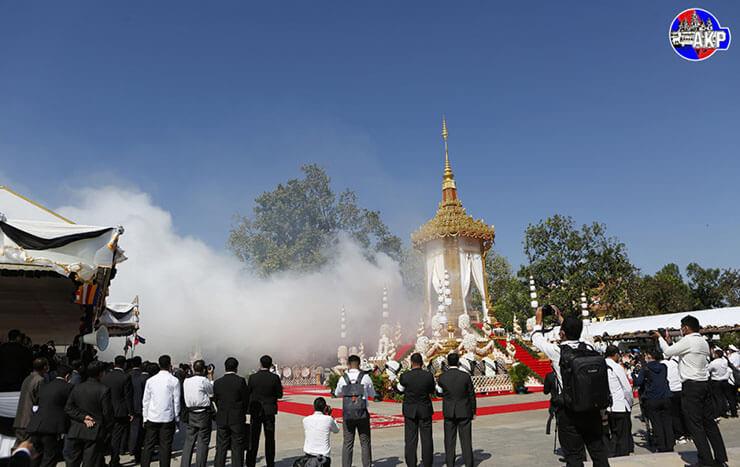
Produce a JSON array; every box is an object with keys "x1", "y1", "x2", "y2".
[
  {"x1": 632, "y1": 264, "x2": 694, "y2": 316},
  {"x1": 519, "y1": 215, "x2": 638, "y2": 318},
  {"x1": 686, "y1": 263, "x2": 740, "y2": 309},
  {"x1": 228, "y1": 164, "x2": 402, "y2": 275}
]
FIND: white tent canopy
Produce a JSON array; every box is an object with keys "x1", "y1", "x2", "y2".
[
  {"x1": 585, "y1": 307, "x2": 740, "y2": 337},
  {"x1": 0, "y1": 186, "x2": 125, "y2": 281}
]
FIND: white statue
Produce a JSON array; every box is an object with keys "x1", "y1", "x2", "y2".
[
  {"x1": 513, "y1": 313, "x2": 523, "y2": 337},
  {"x1": 337, "y1": 345, "x2": 348, "y2": 368},
  {"x1": 505, "y1": 338, "x2": 516, "y2": 360},
  {"x1": 358, "y1": 342, "x2": 365, "y2": 360},
  {"x1": 430, "y1": 314, "x2": 443, "y2": 341},
  {"x1": 458, "y1": 313, "x2": 472, "y2": 337},
  {"x1": 416, "y1": 318, "x2": 425, "y2": 338},
  {"x1": 375, "y1": 324, "x2": 393, "y2": 360},
  {"x1": 415, "y1": 335, "x2": 430, "y2": 355}
]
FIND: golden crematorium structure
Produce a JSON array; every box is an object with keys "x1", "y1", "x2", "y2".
[{"x1": 412, "y1": 118, "x2": 496, "y2": 336}]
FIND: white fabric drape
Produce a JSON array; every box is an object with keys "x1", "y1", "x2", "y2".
[
  {"x1": 459, "y1": 251, "x2": 472, "y2": 312},
  {"x1": 427, "y1": 253, "x2": 446, "y2": 319},
  {"x1": 471, "y1": 253, "x2": 488, "y2": 314}
]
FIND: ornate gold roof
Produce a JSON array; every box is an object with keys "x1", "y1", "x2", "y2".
[
  {"x1": 411, "y1": 118, "x2": 495, "y2": 251},
  {"x1": 411, "y1": 198, "x2": 495, "y2": 250}
]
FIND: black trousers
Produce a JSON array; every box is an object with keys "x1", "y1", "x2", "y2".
[
  {"x1": 247, "y1": 413, "x2": 275, "y2": 467},
  {"x1": 443, "y1": 417, "x2": 473, "y2": 467},
  {"x1": 31, "y1": 433, "x2": 61, "y2": 467},
  {"x1": 709, "y1": 380, "x2": 728, "y2": 417},
  {"x1": 644, "y1": 399, "x2": 673, "y2": 452},
  {"x1": 109, "y1": 416, "x2": 130, "y2": 467},
  {"x1": 64, "y1": 437, "x2": 105, "y2": 467},
  {"x1": 606, "y1": 412, "x2": 631, "y2": 457},
  {"x1": 557, "y1": 408, "x2": 608, "y2": 467},
  {"x1": 181, "y1": 411, "x2": 212, "y2": 467},
  {"x1": 128, "y1": 414, "x2": 144, "y2": 461},
  {"x1": 669, "y1": 391, "x2": 686, "y2": 439},
  {"x1": 404, "y1": 415, "x2": 433, "y2": 467},
  {"x1": 722, "y1": 381, "x2": 737, "y2": 417},
  {"x1": 215, "y1": 423, "x2": 245, "y2": 467},
  {"x1": 141, "y1": 421, "x2": 176, "y2": 467},
  {"x1": 681, "y1": 380, "x2": 727, "y2": 465}
]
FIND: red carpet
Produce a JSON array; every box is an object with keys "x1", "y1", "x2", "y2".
[
  {"x1": 278, "y1": 398, "x2": 550, "y2": 428},
  {"x1": 496, "y1": 339, "x2": 552, "y2": 378}
]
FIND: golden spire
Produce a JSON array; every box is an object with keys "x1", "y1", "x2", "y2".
[{"x1": 441, "y1": 115, "x2": 456, "y2": 192}]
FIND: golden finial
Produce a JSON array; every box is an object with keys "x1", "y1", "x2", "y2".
[{"x1": 441, "y1": 116, "x2": 456, "y2": 191}]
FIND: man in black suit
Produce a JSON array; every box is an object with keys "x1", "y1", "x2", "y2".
[
  {"x1": 0, "y1": 330, "x2": 33, "y2": 392},
  {"x1": 27, "y1": 364, "x2": 73, "y2": 467},
  {"x1": 213, "y1": 357, "x2": 249, "y2": 467},
  {"x1": 397, "y1": 353, "x2": 436, "y2": 467},
  {"x1": 14, "y1": 358, "x2": 48, "y2": 443},
  {"x1": 101, "y1": 356, "x2": 133, "y2": 467},
  {"x1": 64, "y1": 361, "x2": 113, "y2": 467},
  {"x1": 437, "y1": 352, "x2": 476, "y2": 467},
  {"x1": 246, "y1": 355, "x2": 283, "y2": 467},
  {"x1": 128, "y1": 356, "x2": 148, "y2": 462}
]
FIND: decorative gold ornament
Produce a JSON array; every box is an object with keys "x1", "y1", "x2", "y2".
[{"x1": 411, "y1": 117, "x2": 495, "y2": 251}]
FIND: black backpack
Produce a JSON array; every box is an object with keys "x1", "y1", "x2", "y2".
[
  {"x1": 558, "y1": 342, "x2": 610, "y2": 412},
  {"x1": 341, "y1": 371, "x2": 369, "y2": 421}
]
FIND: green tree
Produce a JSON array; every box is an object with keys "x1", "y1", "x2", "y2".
[
  {"x1": 228, "y1": 164, "x2": 402, "y2": 275},
  {"x1": 686, "y1": 263, "x2": 740, "y2": 308},
  {"x1": 520, "y1": 215, "x2": 638, "y2": 318},
  {"x1": 634, "y1": 263, "x2": 694, "y2": 315},
  {"x1": 686, "y1": 263, "x2": 724, "y2": 309},
  {"x1": 719, "y1": 269, "x2": 740, "y2": 306}
]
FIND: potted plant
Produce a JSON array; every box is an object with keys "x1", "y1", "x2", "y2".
[{"x1": 508, "y1": 362, "x2": 533, "y2": 394}]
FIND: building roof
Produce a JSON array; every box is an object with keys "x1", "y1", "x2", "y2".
[{"x1": 411, "y1": 118, "x2": 495, "y2": 250}]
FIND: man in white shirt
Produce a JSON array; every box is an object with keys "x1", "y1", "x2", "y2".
[
  {"x1": 655, "y1": 315, "x2": 727, "y2": 466},
  {"x1": 141, "y1": 355, "x2": 181, "y2": 467},
  {"x1": 334, "y1": 355, "x2": 375, "y2": 467},
  {"x1": 707, "y1": 349, "x2": 730, "y2": 419},
  {"x1": 604, "y1": 345, "x2": 632, "y2": 457},
  {"x1": 302, "y1": 397, "x2": 339, "y2": 465},
  {"x1": 661, "y1": 356, "x2": 688, "y2": 442},
  {"x1": 181, "y1": 360, "x2": 214, "y2": 467},
  {"x1": 531, "y1": 305, "x2": 609, "y2": 467}
]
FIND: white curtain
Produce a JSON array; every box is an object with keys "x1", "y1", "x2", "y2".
[
  {"x1": 427, "y1": 253, "x2": 446, "y2": 319},
  {"x1": 459, "y1": 251, "x2": 472, "y2": 312},
  {"x1": 471, "y1": 253, "x2": 488, "y2": 314}
]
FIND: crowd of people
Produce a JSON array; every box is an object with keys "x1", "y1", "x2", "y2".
[
  {"x1": 534, "y1": 309, "x2": 739, "y2": 467},
  {"x1": 0, "y1": 328, "x2": 479, "y2": 467},
  {"x1": 1, "y1": 312, "x2": 738, "y2": 467}
]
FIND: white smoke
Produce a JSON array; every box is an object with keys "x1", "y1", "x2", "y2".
[{"x1": 57, "y1": 186, "x2": 419, "y2": 368}]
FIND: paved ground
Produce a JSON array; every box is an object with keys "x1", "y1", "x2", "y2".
[{"x1": 109, "y1": 392, "x2": 740, "y2": 466}]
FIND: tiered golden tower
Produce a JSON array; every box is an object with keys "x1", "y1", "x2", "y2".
[{"x1": 411, "y1": 118, "x2": 496, "y2": 335}]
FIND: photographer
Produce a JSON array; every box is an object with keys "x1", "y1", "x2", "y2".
[
  {"x1": 655, "y1": 315, "x2": 727, "y2": 466},
  {"x1": 300, "y1": 397, "x2": 339, "y2": 466},
  {"x1": 531, "y1": 305, "x2": 609, "y2": 467}
]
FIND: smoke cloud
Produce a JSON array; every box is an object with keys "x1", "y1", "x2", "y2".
[{"x1": 56, "y1": 187, "x2": 419, "y2": 369}]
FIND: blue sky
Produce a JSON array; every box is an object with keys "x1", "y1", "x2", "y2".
[{"x1": 1, "y1": 1, "x2": 738, "y2": 275}]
